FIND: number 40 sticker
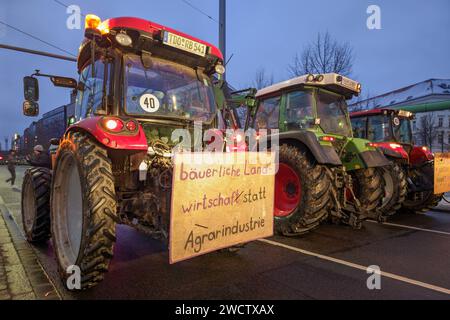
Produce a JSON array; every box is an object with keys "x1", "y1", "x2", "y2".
[{"x1": 139, "y1": 94, "x2": 160, "y2": 113}]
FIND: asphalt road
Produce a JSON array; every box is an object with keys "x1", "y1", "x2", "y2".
[{"x1": 1, "y1": 165, "x2": 449, "y2": 300}]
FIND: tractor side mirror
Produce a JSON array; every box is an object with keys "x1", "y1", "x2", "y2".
[
  {"x1": 23, "y1": 76, "x2": 39, "y2": 101},
  {"x1": 23, "y1": 100, "x2": 39, "y2": 117}
]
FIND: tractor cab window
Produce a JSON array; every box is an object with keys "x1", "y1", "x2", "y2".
[
  {"x1": 316, "y1": 90, "x2": 352, "y2": 137},
  {"x1": 255, "y1": 96, "x2": 280, "y2": 130},
  {"x1": 393, "y1": 117, "x2": 412, "y2": 144},
  {"x1": 124, "y1": 54, "x2": 216, "y2": 123},
  {"x1": 367, "y1": 115, "x2": 392, "y2": 142},
  {"x1": 351, "y1": 117, "x2": 367, "y2": 139},
  {"x1": 285, "y1": 90, "x2": 314, "y2": 130},
  {"x1": 76, "y1": 59, "x2": 109, "y2": 121}
]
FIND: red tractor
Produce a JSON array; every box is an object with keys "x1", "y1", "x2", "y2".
[
  {"x1": 350, "y1": 108, "x2": 443, "y2": 215},
  {"x1": 20, "y1": 15, "x2": 240, "y2": 289}
]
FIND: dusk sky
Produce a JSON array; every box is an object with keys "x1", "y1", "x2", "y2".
[{"x1": 0, "y1": 0, "x2": 449, "y2": 144}]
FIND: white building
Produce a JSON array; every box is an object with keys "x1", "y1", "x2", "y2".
[{"x1": 350, "y1": 79, "x2": 450, "y2": 152}]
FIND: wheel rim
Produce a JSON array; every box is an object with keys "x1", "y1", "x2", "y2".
[
  {"x1": 53, "y1": 153, "x2": 83, "y2": 268},
  {"x1": 274, "y1": 163, "x2": 301, "y2": 217},
  {"x1": 22, "y1": 173, "x2": 36, "y2": 234},
  {"x1": 381, "y1": 169, "x2": 395, "y2": 208}
]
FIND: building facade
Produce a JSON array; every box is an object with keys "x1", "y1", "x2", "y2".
[{"x1": 350, "y1": 79, "x2": 450, "y2": 152}]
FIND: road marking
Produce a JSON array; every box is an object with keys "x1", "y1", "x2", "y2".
[
  {"x1": 259, "y1": 238, "x2": 450, "y2": 295},
  {"x1": 367, "y1": 220, "x2": 450, "y2": 236}
]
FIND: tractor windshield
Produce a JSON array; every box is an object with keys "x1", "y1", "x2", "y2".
[
  {"x1": 392, "y1": 117, "x2": 413, "y2": 144},
  {"x1": 316, "y1": 90, "x2": 352, "y2": 137},
  {"x1": 367, "y1": 115, "x2": 392, "y2": 142},
  {"x1": 124, "y1": 54, "x2": 216, "y2": 122}
]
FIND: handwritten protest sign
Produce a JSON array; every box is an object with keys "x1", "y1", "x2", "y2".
[
  {"x1": 434, "y1": 153, "x2": 450, "y2": 194},
  {"x1": 169, "y1": 152, "x2": 275, "y2": 264}
]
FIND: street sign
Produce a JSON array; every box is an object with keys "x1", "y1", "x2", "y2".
[
  {"x1": 169, "y1": 152, "x2": 275, "y2": 264},
  {"x1": 434, "y1": 153, "x2": 450, "y2": 194}
]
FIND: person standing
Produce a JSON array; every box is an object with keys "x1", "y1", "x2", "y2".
[
  {"x1": 26, "y1": 145, "x2": 51, "y2": 169},
  {"x1": 5, "y1": 150, "x2": 16, "y2": 186}
]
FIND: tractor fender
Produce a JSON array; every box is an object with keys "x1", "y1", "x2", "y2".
[
  {"x1": 270, "y1": 131, "x2": 342, "y2": 165},
  {"x1": 358, "y1": 150, "x2": 391, "y2": 168},
  {"x1": 374, "y1": 142, "x2": 409, "y2": 160},
  {"x1": 410, "y1": 145, "x2": 434, "y2": 166},
  {"x1": 65, "y1": 116, "x2": 148, "y2": 151},
  {"x1": 344, "y1": 138, "x2": 391, "y2": 169}
]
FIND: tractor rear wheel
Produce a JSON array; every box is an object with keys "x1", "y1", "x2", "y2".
[
  {"x1": 402, "y1": 161, "x2": 443, "y2": 214},
  {"x1": 51, "y1": 132, "x2": 117, "y2": 290},
  {"x1": 379, "y1": 162, "x2": 407, "y2": 218},
  {"x1": 21, "y1": 167, "x2": 52, "y2": 243},
  {"x1": 351, "y1": 167, "x2": 384, "y2": 221},
  {"x1": 274, "y1": 144, "x2": 333, "y2": 236}
]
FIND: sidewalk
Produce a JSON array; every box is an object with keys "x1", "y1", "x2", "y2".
[{"x1": 0, "y1": 166, "x2": 60, "y2": 300}]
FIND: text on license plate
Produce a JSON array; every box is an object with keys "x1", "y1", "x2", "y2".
[{"x1": 163, "y1": 32, "x2": 207, "y2": 57}]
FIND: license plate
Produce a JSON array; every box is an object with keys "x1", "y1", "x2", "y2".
[
  {"x1": 163, "y1": 32, "x2": 207, "y2": 57},
  {"x1": 341, "y1": 77, "x2": 358, "y2": 90}
]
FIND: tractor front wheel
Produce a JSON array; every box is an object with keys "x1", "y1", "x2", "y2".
[
  {"x1": 274, "y1": 144, "x2": 333, "y2": 236},
  {"x1": 51, "y1": 132, "x2": 117, "y2": 290}
]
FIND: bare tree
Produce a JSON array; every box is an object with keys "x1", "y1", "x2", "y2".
[
  {"x1": 288, "y1": 31, "x2": 354, "y2": 77},
  {"x1": 417, "y1": 113, "x2": 438, "y2": 150},
  {"x1": 253, "y1": 67, "x2": 274, "y2": 90}
]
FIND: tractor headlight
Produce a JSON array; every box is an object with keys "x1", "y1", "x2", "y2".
[
  {"x1": 115, "y1": 33, "x2": 133, "y2": 47},
  {"x1": 215, "y1": 64, "x2": 226, "y2": 75}
]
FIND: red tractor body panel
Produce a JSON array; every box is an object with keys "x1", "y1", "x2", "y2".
[
  {"x1": 100, "y1": 17, "x2": 223, "y2": 60},
  {"x1": 67, "y1": 117, "x2": 148, "y2": 151},
  {"x1": 410, "y1": 145, "x2": 434, "y2": 165},
  {"x1": 370, "y1": 142, "x2": 409, "y2": 160},
  {"x1": 350, "y1": 108, "x2": 386, "y2": 117}
]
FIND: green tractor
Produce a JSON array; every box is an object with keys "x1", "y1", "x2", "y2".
[{"x1": 230, "y1": 73, "x2": 394, "y2": 235}]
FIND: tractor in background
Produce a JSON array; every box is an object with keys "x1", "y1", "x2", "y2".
[
  {"x1": 350, "y1": 108, "x2": 443, "y2": 214},
  {"x1": 231, "y1": 73, "x2": 394, "y2": 236}
]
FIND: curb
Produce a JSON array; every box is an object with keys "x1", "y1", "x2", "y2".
[{"x1": 0, "y1": 195, "x2": 61, "y2": 300}]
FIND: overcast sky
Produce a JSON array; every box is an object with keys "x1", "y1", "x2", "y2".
[{"x1": 0, "y1": 0, "x2": 449, "y2": 145}]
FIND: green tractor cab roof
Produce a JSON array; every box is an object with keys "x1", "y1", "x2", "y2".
[{"x1": 256, "y1": 73, "x2": 361, "y2": 100}]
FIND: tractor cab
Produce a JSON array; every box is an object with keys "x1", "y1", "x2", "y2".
[
  {"x1": 253, "y1": 73, "x2": 359, "y2": 142},
  {"x1": 350, "y1": 108, "x2": 434, "y2": 163},
  {"x1": 350, "y1": 109, "x2": 415, "y2": 155},
  {"x1": 23, "y1": 15, "x2": 231, "y2": 151}
]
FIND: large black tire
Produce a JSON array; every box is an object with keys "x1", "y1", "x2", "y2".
[
  {"x1": 51, "y1": 132, "x2": 117, "y2": 290},
  {"x1": 379, "y1": 162, "x2": 408, "y2": 218},
  {"x1": 274, "y1": 144, "x2": 333, "y2": 236},
  {"x1": 21, "y1": 167, "x2": 52, "y2": 243},
  {"x1": 403, "y1": 191, "x2": 444, "y2": 214},
  {"x1": 402, "y1": 161, "x2": 444, "y2": 214},
  {"x1": 351, "y1": 167, "x2": 384, "y2": 221}
]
